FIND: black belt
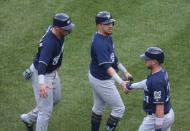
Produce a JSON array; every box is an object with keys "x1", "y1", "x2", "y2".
[{"x1": 147, "y1": 110, "x2": 169, "y2": 115}]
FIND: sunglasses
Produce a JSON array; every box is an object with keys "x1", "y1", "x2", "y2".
[
  {"x1": 103, "y1": 22, "x2": 115, "y2": 26},
  {"x1": 66, "y1": 30, "x2": 72, "y2": 33},
  {"x1": 62, "y1": 29, "x2": 72, "y2": 34}
]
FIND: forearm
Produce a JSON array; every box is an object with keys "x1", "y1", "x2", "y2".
[
  {"x1": 38, "y1": 62, "x2": 47, "y2": 84},
  {"x1": 118, "y1": 62, "x2": 134, "y2": 82},
  {"x1": 155, "y1": 104, "x2": 164, "y2": 129},
  {"x1": 118, "y1": 63, "x2": 127, "y2": 73},
  {"x1": 130, "y1": 79, "x2": 147, "y2": 90},
  {"x1": 107, "y1": 67, "x2": 124, "y2": 85}
]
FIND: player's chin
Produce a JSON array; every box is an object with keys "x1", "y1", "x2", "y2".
[{"x1": 106, "y1": 31, "x2": 113, "y2": 35}]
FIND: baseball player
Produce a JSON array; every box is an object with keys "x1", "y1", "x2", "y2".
[
  {"x1": 89, "y1": 11, "x2": 133, "y2": 131},
  {"x1": 127, "y1": 47, "x2": 174, "y2": 131},
  {"x1": 20, "y1": 13, "x2": 75, "y2": 131}
]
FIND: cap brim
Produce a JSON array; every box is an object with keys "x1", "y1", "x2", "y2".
[
  {"x1": 140, "y1": 54, "x2": 151, "y2": 60},
  {"x1": 102, "y1": 19, "x2": 116, "y2": 25},
  {"x1": 61, "y1": 23, "x2": 75, "y2": 31}
]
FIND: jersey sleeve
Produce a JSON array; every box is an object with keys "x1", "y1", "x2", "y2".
[
  {"x1": 93, "y1": 42, "x2": 112, "y2": 66},
  {"x1": 152, "y1": 80, "x2": 166, "y2": 104},
  {"x1": 112, "y1": 55, "x2": 119, "y2": 71},
  {"x1": 39, "y1": 41, "x2": 55, "y2": 66}
]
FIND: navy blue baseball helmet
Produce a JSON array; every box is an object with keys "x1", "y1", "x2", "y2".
[
  {"x1": 95, "y1": 11, "x2": 115, "y2": 25},
  {"x1": 140, "y1": 47, "x2": 164, "y2": 64},
  {"x1": 53, "y1": 13, "x2": 75, "y2": 30}
]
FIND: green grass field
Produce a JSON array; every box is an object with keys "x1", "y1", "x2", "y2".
[{"x1": 0, "y1": 0, "x2": 190, "y2": 131}]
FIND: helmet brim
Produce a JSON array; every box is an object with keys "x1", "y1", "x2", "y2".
[
  {"x1": 140, "y1": 54, "x2": 151, "y2": 61},
  {"x1": 61, "y1": 23, "x2": 75, "y2": 31},
  {"x1": 102, "y1": 19, "x2": 116, "y2": 25}
]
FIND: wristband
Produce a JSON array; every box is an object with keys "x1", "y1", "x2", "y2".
[
  {"x1": 29, "y1": 64, "x2": 35, "y2": 72},
  {"x1": 39, "y1": 75, "x2": 45, "y2": 84},
  {"x1": 118, "y1": 63, "x2": 127, "y2": 73},
  {"x1": 112, "y1": 73, "x2": 124, "y2": 85},
  {"x1": 155, "y1": 128, "x2": 162, "y2": 131}
]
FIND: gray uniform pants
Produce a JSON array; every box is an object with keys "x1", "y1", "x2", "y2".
[
  {"x1": 24, "y1": 67, "x2": 61, "y2": 131},
  {"x1": 138, "y1": 108, "x2": 174, "y2": 131},
  {"x1": 88, "y1": 72, "x2": 125, "y2": 118}
]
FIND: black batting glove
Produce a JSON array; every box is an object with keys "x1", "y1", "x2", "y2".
[
  {"x1": 122, "y1": 75, "x2": 134, "y2": 82},
  {"x1": 23, "y1": 69, "x2": 33, "y2": 80},
  {"x1": 126, "y1": 82, "x2": 133, "y2": 90},
  {"x1": 127, "y1": 75, "x2": 134, "y2": 82}
]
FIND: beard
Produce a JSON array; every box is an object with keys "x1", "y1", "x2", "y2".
[
  {"x1": 105, "y1": 31, "x2": 112, "y2": 36},
  {"x1": 147, "y1": 65, "x2": 153, "y2": 70}
]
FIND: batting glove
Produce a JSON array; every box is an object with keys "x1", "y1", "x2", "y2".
[
  {"x1": 126, "y1": 82, "x2": 133, "y2": 90},
  {"x1": 23, "y1": 68, "x2": 33, "y2": 80},
  {"x1": 128, "y1": 75, "x2": 134, "y2": 82},
  {"x1": 122, "y1": 75, "x2": 134, "y2": 82}
]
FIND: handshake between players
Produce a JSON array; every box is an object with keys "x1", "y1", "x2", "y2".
[{"x1": 21, "y1": 10, "x2": 174, "y2": 131}]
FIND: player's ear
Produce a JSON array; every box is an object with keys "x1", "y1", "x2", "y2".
[{"x1": 97, "y1": 24, "x2": 102, "y2": 28}]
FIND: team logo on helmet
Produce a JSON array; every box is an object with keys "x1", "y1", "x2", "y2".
[
  {"x1": 106, "y1": 14, "x2": 111, "y2": 19},
  {"x1": 67, "y1": 19, "x2": 70, "y2": 24}
]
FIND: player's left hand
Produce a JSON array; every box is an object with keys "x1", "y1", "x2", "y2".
[
  {"x1": 39, "y1": 84, "x2": 48, "y2": 98},
  {"x1": 123, "y1": 72, "x2": 133, "y2": 82}
]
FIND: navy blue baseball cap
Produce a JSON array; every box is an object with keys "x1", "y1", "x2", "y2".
[
  {"x1": 53, "y1": 13, "x2": 75, "y2": 31},
  {"x1": 140, "y1": 47, "x2": 164, "y2": 64},
  {"x1": 95, "y1": 11, "x2": 116, "y2": 25}
]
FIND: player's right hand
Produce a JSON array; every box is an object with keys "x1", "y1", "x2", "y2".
[
  {"x1": 23, "y1": 69, "x2": 33, "y2": 80},
  {"x1": 121, "y1": 81, "x2": 129, "y2": 94},
  {"x1": 123, "y1": 72, "x2": 134, "y2": 82},
  {"x1": 39, "y1": 84, "x2": 48, "y2": 98}
]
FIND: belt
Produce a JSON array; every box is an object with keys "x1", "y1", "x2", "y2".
[{"x1": 147, "y1": 110, "x2": 169, "y2": 115}]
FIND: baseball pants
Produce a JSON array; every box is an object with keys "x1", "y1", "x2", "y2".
[
  {"x1": 138, "y1": 108, "x2": 174, "y2": 131},
  {"x1": 23, "y1": 66, "x2": 61, "y2": 131},
  {"x1": 88, "y1": 72, "x2": 125, "y2": 118}
]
